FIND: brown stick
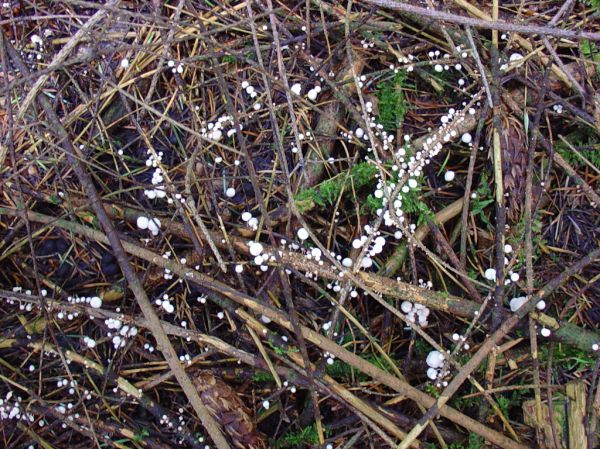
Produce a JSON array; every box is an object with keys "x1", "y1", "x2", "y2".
[
  {"x1": 362, "y1": 0, "x2": 600, "y2": 41},
  {"x1": 553, "y1": 148, "x2": 600, "y2": 208}
]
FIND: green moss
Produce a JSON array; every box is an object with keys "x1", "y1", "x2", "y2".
[
  {"x1": 295, "y1": 187, "x2": 320, "y2": 212},
  {"x1": 426, "y1": 433, "x2": 487, "y2": 449},
  {"x1": 266, "y1": 338, "x2": 299, "y2": 357},
  {"x1": 294, "y1": 162, "x2": 378, "y2": 213},
  {"x1": 272, "y1": 424, "x2": 323, "y2": 448},
  {"x1": 539, "y1": 344, "x2": 595, "y2": 374},
  {"x1": 252, "y1": 370, "x2": 275, "y2": 383},
  {"x1": 361, "y1": 170, "x2": 434, "y2": 226},
  {"x1": 555, "y1": 129, "x2": 600, "y2": 169},
  {"x1": 400, "y1": 188, "x2": 434, "y2": 226},
  {"x1": 376, "y1": 70, "x2": 409, "y2": 132},
  {"x1": 325, "y1": 354, "x2": 399, "y2": 382},
  {"x1": 471, "y1": 172, "x2": 494, "y2": 229},
  {"x1": 450, "y1": 389, "x2": 481, "y2": 411},
  {"x1": 221, "y1": 54, "x2": 237, "y2": 64},
  {"x1": 361, "y1": 193, "x2": 384, "y2": 214},
  {"x1": 424, "y1": 384, "x2": 441, "y2": 399},
  {"x1": 352, "y1": 160, "x2": 380, "y2": 184},
  {"x1": 508, "y1": 213, "x2": 545, "y2": 270},
  {"x1": 413, "y1": 338, "x2": 430, "y2": 359}
]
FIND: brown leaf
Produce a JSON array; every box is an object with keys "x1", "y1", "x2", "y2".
[
  {"x1": 194, "y1": 371, "x2": 265, "y2": 449},
  {"x1": 486, "y1": 106, "x2": 528, "y2": 222}
]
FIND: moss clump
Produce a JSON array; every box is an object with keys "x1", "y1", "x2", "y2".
[
  {"x1": 362, "y1": 177, "x2": 434, "y2": 226},
  {"x1": 272, "y1": 424, "x2": 322, "y2": 448},
  {"x1": 294, "y1": 162, "x2": 378, "y2": 213},
  {"x1": 376, "y1": 70, "x2": 409, "y2": 132},
  {"x1": 555, "y1": 128, "x2": 600, "y2": 170},
  {"x1": 252, "y1": 370, "x2": 275, "y2": 382}
]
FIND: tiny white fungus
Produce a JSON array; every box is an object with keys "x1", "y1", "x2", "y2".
[
  {"x1": 291, "y1": 83, "x2": 302, "y2": 95},
  {"x1": 427, "y1": 367, "x2": 438, "y2": 380},
  {"x1": 249, "y1": 242, "x2": 264, "y2": 257},
  {"x1": 426, "y1": 350, "x2": 444, "y2": 368},
  {"x1": 136, "y1": 216, "x2": 149, "y2": 230},
  {"x1": 444, "y1": 170, "x2": 455, "y2": 182},
  {"x1": 509, "y1": 53, "x2": 524, "y2": 62},
  {"x1": 297, "y1": 228, "x2": 309, "y2": 240},
  {"x1": 509, "y1": 296, "x2": 527, "y2": 312},
  {"x1": 484, "y1": 268, "x2": 496, "y2": 281}
]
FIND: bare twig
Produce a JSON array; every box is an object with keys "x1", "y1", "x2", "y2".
[{"x1": 362, "y1": 0, "x2": 600, "y2": 41}]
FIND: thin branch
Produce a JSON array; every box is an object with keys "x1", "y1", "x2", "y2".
[{"x1": 362, "y1": 0, "x2": 600, "y2": 41}]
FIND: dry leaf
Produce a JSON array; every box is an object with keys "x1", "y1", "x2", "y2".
[{"x1": 194, "y1": 371, "x2": 265, "y2": 449}]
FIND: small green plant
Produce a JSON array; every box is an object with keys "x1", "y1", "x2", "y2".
[
  {"x1": 326, "y1": 354, "x2": 399, "y2": 382},
  {"x1": 266, "y1": 338, "x2": 299, "y2": 357},
  {"x1": 398, "y1": 188, "x2": 434, "y2": 226},
  {"x1": 272, "y1": 424, "x2": 322, "y2": 448},
  {"x1": 451, "y1": 392, "x2": 481, "y2": 411},
  {"x1": 424, "y1": 383, "x2": 441, "y2": 399},
  {"x1": 429, "y1": 433, "x2": 486, "y2": 449},
  {"x1": 555, "y1": 129, "x2": 600, "y2": 169},
  {"x1": 539, "y1": 344, "x2": 595, "y2": 374},
  {"x1": 133, "y1": 428, "x2": 149, "y2": 443},
  {"x1": 466, "y1": 433, "x2": 486, "y2": 449},
  {"x1": 221, "y1": 54, "x2": 237, "y2": 64},
  {"x1": 471, "y1": 172, "x2": 494, "y2": 229},
  {"x1": 111, "y1": 428, "x2": 149, "y2": 445},
  {"x1": 294, "y1": 162, "x2": 378, "y2": 212},
  {"x1": 581, "y1": 39, "x2": 600, "y2": 71},
  {"x1": 508, "y1": 213, "x2": 545, "y2": 269},
  {"x1": 376, "y1": 70, "x2": 409, "y2": 132},
  {"x1": 252, "y1": 370, "x2": 275, "y2": 382},
  {"x1": 496, "y1": 394, "x2": 512, "y2": 418},
  {"x1": 361, "y1": 174, "x2": 433, "y2": 226}
]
